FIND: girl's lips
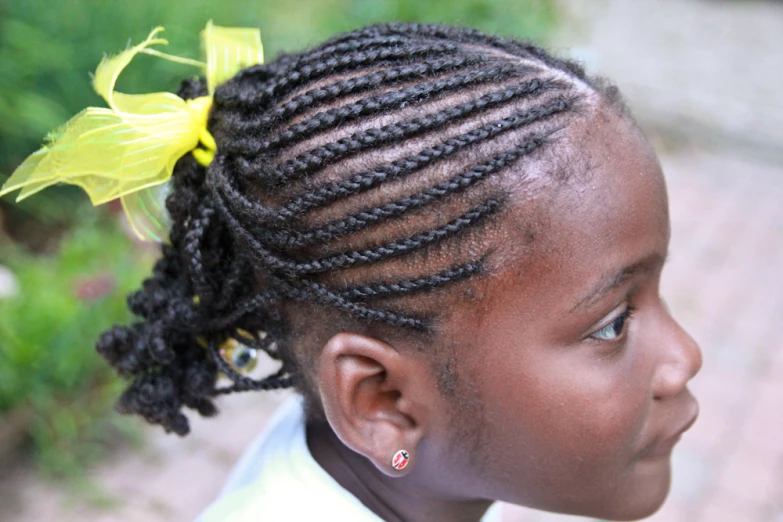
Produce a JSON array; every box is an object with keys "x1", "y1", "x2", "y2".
[
  {"x1": 639, "y1": 432, "x2": 683, "y2": 460},
  {"x1": 639, "y1": 402, "x2": 699, "y2": 460}
]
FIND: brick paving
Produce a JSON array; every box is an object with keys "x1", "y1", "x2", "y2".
[
  {"x1": 557, "y1": 0, "x2": 783, "y2": 161},
  {"x1": 2, "y1": 145, "x2": 781, "y2": 521}
]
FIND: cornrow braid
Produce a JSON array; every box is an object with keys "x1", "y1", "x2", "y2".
[
  {"x1": 272, "y1": 95, "x2": 571, "y2": 217},
  {"x1": 273, "y1": 277, "x2": 427, "y2": 330},
  {"x1": 337, "y1": 261, "x2": 485, "y2": 301},
  {"x1": 221, "y1": 41, "x2": 462, "y2": 127},
  {"x1": 225, "y1": 33, "x2": 457, "y2": 96},
  {"x1": 209, "y1": 98, "x2": 563, "y2": 238},
  {"x1": 252, "y1": 64, "x2": 526, "y2": 152},
  {"x1": 372, "y1": 22, "x2": 590, "y2": 81},
  {"x1": 252, "y1": 76, "x2": 560, "y2": 188},
  {"x1": 257, "y1": 133, "x2": 546, "y2": 249},
  {"x1": 98, "y1": 23, "x2": 624, "y2": 434},
  {"x1": 273, "y1": 198, "x2": 502, "y2": 276},
  {"x1": 246, "y1": 55, "x2": 487, "y2": 127}
]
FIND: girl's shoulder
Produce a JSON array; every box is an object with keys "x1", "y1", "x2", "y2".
[{"x1": 196, "y1": 397, "x2": 385, "y2": 522}]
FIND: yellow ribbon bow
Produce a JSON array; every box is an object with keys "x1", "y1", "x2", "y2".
[{"x1": 0, "y1": 22, "x2": 264, "y2": 242}]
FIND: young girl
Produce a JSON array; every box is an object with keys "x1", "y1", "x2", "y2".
[{"x1": 2, "y1": 22, "x2": 702, "y2": 522}]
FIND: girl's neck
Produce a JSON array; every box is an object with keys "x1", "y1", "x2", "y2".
[{"x1": 306, "y1": 421, "x2": 493, "y2": 522}]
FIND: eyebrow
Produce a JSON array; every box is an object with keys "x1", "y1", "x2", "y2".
[{"x1": 570, "y1": 251, "x2": 668, "y2": 313}]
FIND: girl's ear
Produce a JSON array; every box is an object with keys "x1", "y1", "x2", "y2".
[{"x1": 317, "y1": 332, "x2": 429, "y2": 477}]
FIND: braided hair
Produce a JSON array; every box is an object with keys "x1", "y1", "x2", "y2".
[{"x1": 97, "y1": 23, "x2": 625, "y2": 435}]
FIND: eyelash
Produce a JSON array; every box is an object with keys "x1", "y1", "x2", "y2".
[{"x1": 590, "y1": 305, "x2": 636, "y2": 342}]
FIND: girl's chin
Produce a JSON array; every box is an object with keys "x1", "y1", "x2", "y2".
[
  {"x1": 604, "y1": 457, "x2": 673, "y2": 521},
  {"x1": 548, "y1": 457, "x2": 673, "y2": 522}
]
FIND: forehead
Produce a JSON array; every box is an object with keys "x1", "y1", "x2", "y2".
[{"x1": 487, "y1": 106, "x2": 669, "y2": 309}]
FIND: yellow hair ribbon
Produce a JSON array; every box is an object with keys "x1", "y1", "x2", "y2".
[{"x1": 0, "y1": 21, "x2": 264, "y2": 242}]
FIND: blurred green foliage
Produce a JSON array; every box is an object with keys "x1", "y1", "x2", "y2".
[
  {"x1": 0, "y1": 0, "x2": 556, "y2": 477},
  {"x1": 0, "y1": 210, "x2": 153, "y2": 475}
]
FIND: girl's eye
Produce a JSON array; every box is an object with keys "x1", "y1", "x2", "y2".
[{"x1": 590, "y1": 306, "x2": 635, "y2": 341}]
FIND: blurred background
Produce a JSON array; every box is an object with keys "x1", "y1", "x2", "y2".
[{"x1": 0, "y1": 0, "x2": 780, "y2": 521}]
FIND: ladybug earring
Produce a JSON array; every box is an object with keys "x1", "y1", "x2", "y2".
[{"x1": 391, "y1": 449, "x2": 410, "y2": 471}]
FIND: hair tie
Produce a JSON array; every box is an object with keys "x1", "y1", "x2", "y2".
[{"x1": 0, "y1": 21, "x2": 264, "y2": 242}]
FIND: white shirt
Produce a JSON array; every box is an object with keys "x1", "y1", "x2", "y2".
[{"x1": 197, "y1": 398, "x2": 502, "y2": 522}]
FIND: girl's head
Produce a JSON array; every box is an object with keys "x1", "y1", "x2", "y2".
[{"x1": 98, "y1": 23, "x2": 701, "y2": 520}]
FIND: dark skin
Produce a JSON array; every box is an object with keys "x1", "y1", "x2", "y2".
[{"x1": 308, "y1": 104, "x2": 702, "y2": 522}]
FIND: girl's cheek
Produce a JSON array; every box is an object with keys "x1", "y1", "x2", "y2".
[
  {"x1": 550, "y1": 352, "x2": 651, "y2": 458},
  {"x1": 479, "y1": 332, "x2": 650, "y2": 460}
]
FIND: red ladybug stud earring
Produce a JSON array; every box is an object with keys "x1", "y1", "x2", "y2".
[{"x1": 391, "y1": 449, "x2": 410, "y2": 471}]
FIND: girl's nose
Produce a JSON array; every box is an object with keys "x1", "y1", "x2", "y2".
[{"x1": 652, "y1": 308, "x2": 703, "y2": 401}]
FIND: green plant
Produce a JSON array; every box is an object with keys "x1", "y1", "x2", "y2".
[{"x1": 0, "y1": 209, "x2": 153, "y2": 475}]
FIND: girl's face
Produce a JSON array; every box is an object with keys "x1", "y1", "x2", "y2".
[{"x1": 434, "y1": 107, "x2": 702, "y2": 520}]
